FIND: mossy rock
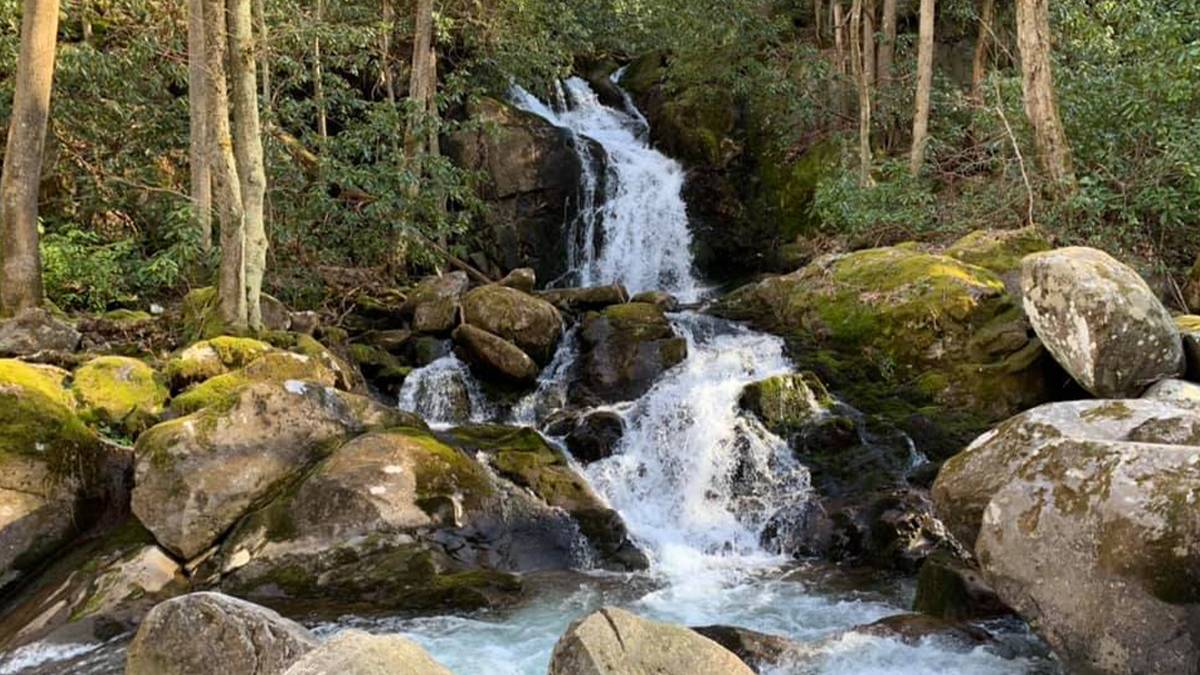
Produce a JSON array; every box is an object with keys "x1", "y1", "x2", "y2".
[
  {"x1": 656, "y1": 86, "x2": 738, "y2": 167},
  {"x1": 180, "y1": 287, "x2": 290, "y2": 340},
  {"x1": 751, "y1": 138, "x2": 840, "y2": 247},
  {"x1": 739, "y1": 372, "x2": 833, "y2": 436},
  {"x1": 170, "y1": 352, "x2": 337, "y2": 415},
  {"x1": 619, "y1": 51, "x2": 667, "y2": 97},
  {"x1": 0, "y1": 359, "x2": 100, "y2": 478},
  {"x1": 164, "y1": 336, "x2": 274, "y2": 389},
  {"x1": 73, "y1": 356, "x2": 170, "y2": 435},
  {"x1": 100, "y1": 309, "x2": 154, "y2": 324},
  {"x1": 945, "y1": 226, "x2": 1052, "y2": 277}
]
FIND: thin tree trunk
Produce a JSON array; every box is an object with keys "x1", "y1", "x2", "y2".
[
  {"x1": 204, "y1": 0, "x2": 247, "y2": 330},
  {"x1": 0, "y1": 0, "x2": 59, "y2": 315},
  {"x1": 1016, "y1": 0, "x2": 1075, "y2": 194},
  {"x1": 313, "y1": 0, "x2": 327, "y2": 141},
  {"x1": 405, "y1": 0, "x2": 435, "y2": 158},
  {"x1": 832, "y1": 1, "x2": 847, "y2": 116},
  {"x1": 863, "y1": 0, "x2": 875, "y2": 92},
  {"x1": 254, "y1": 0, "x2": 271, "y2": 116},
  {"x1": 81, "y1": 1, "x2": 93, "y2": 43},
  {"x1": 814, "y1": 0, "x2": 824, "y2": 46},
  {"x1": 227, "y1": 0, "x2": 268, "y2": 331},
  {"x1": 909, "y1": 0, "x2": 935, "y2": 174},
  {"x1": 970, "y1": 0, "x2": 995, "y2": 104},
  {"x1": 188, "y1": 0, "x2": 213, "y2": 251},
  {"x1": 878, "y1": 0, "x2": 896, "y2": 89},
  {"x1": 850, "y1": 0, "x2": 872, "y2": 187},
  {"x1": 381, "y1": 0, "x2": 396, "y2": 105}
]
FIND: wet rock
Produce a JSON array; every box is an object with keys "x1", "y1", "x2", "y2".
[
  {"x1": 913, "y1": 551, "x2": 1009, "y2": 621},
  {"x1": 0, "y1": 308, "x2": 81, "y2": 356},
  {"x1": 461, "y1": 284, "x2": 563, "y2": 364},
  {"x1": 406, "y1": 335, "x2": 453, "y2": 366},
  {"x1": 630, "y1": 290, "x2": 679, "y2": 311},
  {"x1": 132, "y1": 381, "x2": 419, "y2": 559},
  {"x1": 284, "y1": 630, "x2": 453, "y2": 675},
  {"x1": 565, "y1": 411, "x2": 624, "y2": 464},
  {"x1": 976, "y1": 436, "x2": 1200, "y2": 674},
  {"x1": 739, "y1": 372, "x2": 831, "y2": 437},
  {"x1": 691, "y1": 625, "x2": 805, "y2": 673},
  {"x1": 358, "y1": 328, "x2": 412, "y2": 354},
  {"x1": 549, "y1": 607, "x2": 755, "y2": 675},
  {"x1": 164, "y1": 336, "x2": 274, "y2": 390},
  {"x1": 932, "y1": 398, "x2": 1200, "y2": 549},
  {"x1": 404, "y1": 272, "x2": 470, "y2": 334},
  {"x1": 577, "y1": 302, "x2": 687, "y2": 403},
  {"x1": 170, "y1": 351, "x2": 339, "y2": 415},
  {"x1": 347, "y1": 343, "x2": 410, "y2": 395},
  {"x1": 853, "y1": 614, "x2": 994, "y2": 651},
  {"x1": 453, "y1": 324, "x2": 540, "y2": 385},
  {"x1": 73, "y1": 356, "x2": 169, "y2": 434},
  {"x1": 1022, "y1": 247, "x2": 1184, "y2": 397},
  {"x1": 498, "y1": 267, "x2": 537, "y2": 293},
  {"x1": 125, "y1": 592, "x2": 318, "y2": 675},
  {"x1": 538, "y1": 284, "x2": 630, "y2": 313}
]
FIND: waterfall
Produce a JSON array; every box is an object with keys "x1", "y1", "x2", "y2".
[{"x1": 397, "y1": 355, "x2": 494, "y2": 427}]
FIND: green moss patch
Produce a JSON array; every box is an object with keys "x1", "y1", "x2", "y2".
[{"x1": 73, "y1": 356, "x2": 169, "y2": 434}]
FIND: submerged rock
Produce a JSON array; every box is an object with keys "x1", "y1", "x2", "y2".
[
  {"x1": 564, "y1": 411, "x2": 625, "y2": 464},
  {"x1": 126, "y1": 592, "x2": 317, "y2": 675},
  {"x1": 461, "y1": 284, "x2": 563, "y2": 364},
  {"x1": 549, "y1": 607, "x2": 755, "y2": 675},
  {"x1": 453, "y1": 324, "x2": 540, "y2": 385},
  {"x1": 284, "y1": 630, "x2": 453, "y2": 675},
  {"x1": 852, "y1": 613, "x2": 994, "y2": 651},
  {"x1": 404, "y1": 272, "x2": 470, "y2": 334},
  {"x1": 73, "y1": 355, "x2": 169, "y2": 434},
  {"x1": 0, "y1": 307, "x2": 81, "y2": 356},
  {"x1": 577, "y1": 302, "x2": 687, "y2": 403},
  {"x1": 1022, "y1": 247, "x2": 1184, "y2": 397}
]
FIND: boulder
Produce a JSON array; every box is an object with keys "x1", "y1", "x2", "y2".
[
  {"x1": 976, "y1": 437, "x2": 1200, "y2": 674},
  {"x1": 404, "y1": 272, "x2": 470, "y2": 334},
  {"x1": 126, "y1": 593, "x2": 318, "y2": 675},
  {"x1": 852, "y1": 614, "x2": 994, "y2": 651},
  {"x1": 73, "y1": 356, "x2": 169, "y2": 434},
  {"x1": 284, "y1": 630, "x2": 452, "y2": 675},
  {"x1": 170, "y1": 352, "x2": 339, "y2": 415},
  {"x1": 564, "y1": 411, "x2": 625, "y2": 464},
  {"x1": 133, "y1": 381, "x2": 418, "y2": 559},
  {"x1": 932, "y1": 398, "x2": 1200, "y2": 549},
  {"x1": 164, "y1": 336, "x2": 274, "y2": 389},
  {"x1": 945, "y1": 227, "x2": 1052, "y2": 295},
  {"x1": 347, "y1": 343, "x2": 411, "y2": 395},
  {"x1": 1143, "y1": 378, "x2": 1200, "y2": 406},
  {"x1": 498, "y1": 267, "x2": 537, "y2": 293},
  {"x1": 630, "y1": 290, "x2": 680, "y2": 311},
  {"x1": 577, "y1": 302, "x2": 687, "y2": 403},
  {"x1": 452, "y1": 324, "x2": 540, "y2": 385},
  {"x1": 0, "y1": 308, "x2": 81, "y2": 356},
  {"x1": 537, "y1": 285, "x2": 630, "y2": 313},
  {"x1": 1022, "y1": 247, "x2": 1184, "y2": 397},
  {"x1": 912, "y1": 551, "x2": 1009, "y2": 621},
  {"x1": 548, "y1": 607, "x2": 755, "y2": 675},
  {"x1": 739, "y1": 373, "x2": 831, "y2": 437},
  {"x1": 461, "y1": 284, "x2": 563, "y2": 364},
  {"x1": 690, "y1": 625, "x2": 804, "y2": 673}
]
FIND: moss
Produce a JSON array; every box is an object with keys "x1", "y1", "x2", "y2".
[
  {"x1": 170, "y1": 352, "x2": 334, "y2": 415},
  {"x1": 165, "y1": 336, "x2": 274, "y2": 387},
  {"x1": 180, "y1": 287, "x2": 228, "y2": 340},
  {"x1": 753, "y1": 138, "x2": 840, "y2": 242},
  {"x1": 945, "y1": 227, "x2": 1052, "y2": 275},
  {"x1": 657, "y1": 86, "x2": 737, "y2": 166},
  {"x1": 1080, "y1": 401, "x2": 1135, "y2": 422},
  {"x1": 0, "y1": 359, "x2": 103, "y2": 483},
  {"x1": 740, "y1": 372, "x2": 832, "y2": 435},
  {"x1": 73, "y1": 356, "x2": 169, "y2": 434},
  {"x1": 0, "y1": 359, "x2": 74, "y2": 409},
  {"x1": 101, "y1": 309, "x2": 153, "y2": 323},
  {"x1": 620, "y1": 51, "x2": 666, "y2": 97},
  {"x1": 399, "y1": 430, "x2": 495, "y2": 505}
]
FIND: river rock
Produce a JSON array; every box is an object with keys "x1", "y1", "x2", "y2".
[
  {"x1": 73, "y1": 356, "x2": 169, "y2": 433},
  {"x1": 453, "y1": 324, "x2": 540, "y2": 385},
  {"x1": 164, "y1": 336, "x2": 275, "y2": 389},
  {"x1": 1143, "y1": 378, "x2": 1200, "y2": 406},
  {"x1": 170, "y1": 351, "x2": 339, "y2": 415},
  {"x1": 565, "y1": 411, "x2": 625, "y2": 464},
  {"x1": 1022, "y1": 247, "x2": 1184, "y2": 397},
  {"x1": 630, "y1": 290, "x2": 680, "y2": 311},
  {"x1": 691, "y1": 625, "x2": 805, "y2": 673},
  {"x1": 0, "y1": 308, "x2": 81, "y2": 356},
  {"x1": 549, "y1": 607, "x2": 755, "y2": 675},
  {"x1": 976, "y1": 436, "x2": 1200, "y2": 674},
  {"x1": 852, "y1": 614, "x2": 994, "y2": 651},
  {"x1": 538, "y1": 285, "x2": 630, "y2": 313},
  {"x1": 284, "y1": 630, "x2": 453, "y2": 675},
  {"x1": 132, "y1": 381, "x2": 419, "y2": 559},
  {"x1": 739, "y1": 372, "x2": 830, "y2": 436},
  {"x1": 125, "y1": 592, "x2": 318, "y2": 675},
  {"x1": 932, "y1": 398, "x2": 1200, "y2": 549},
  {"x1": 498, "y1": 267, "x2": 537, "y2": 293},
  {"x1": 461, "y1": 284, "x2": 563, "y2": 364},
  {"x1": 405, "y1": 272, "x2": 470, "y2": 334},
  {"x1": 913, "y1": 551, "x2": 1009, "y2": 621},
  {"x1": 577, "y1": 302, "x2": 687, "y2": 403}
]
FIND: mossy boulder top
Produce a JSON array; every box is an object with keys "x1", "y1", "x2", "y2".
[
  {"x1": 461, "y1": 284, "x2": 563, "y2": 364},
  {"x1": 945, "y1": 227, "x2": 1052, "y2": 279},
  {"x1": 132, "y1": 381, "x2": 420, "y2": 559},
  {"x1": 576, "y1": 302, "x2": 688, "y2": 403},
  {"x1": 73, "y1": 356, "x2": 170, "y2": 434},
  {"x1": 404, "y1": 272, "x2": 470, "y2": 335},
  {"x1": 1022, "y1": 246, "x2": 1184, "y2": 398},
  {"x1": 739, "y1": 372, "x2": 832, "y2": 437},
  {"x1": 170, "y1": 351, "x2": 339, "y2": 415},
  {"x1": 165, "y1": 336, "x2": 275, "y2": 389}
]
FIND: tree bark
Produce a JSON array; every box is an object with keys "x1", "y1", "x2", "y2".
[
  {"x1": 850, "y1": 0, "x2": 872, "y2": 187},
  {"x1": 862, "y1": 0, "x2": 876, "y2": 91},
  {"x1": 909, "y1": 0, "x2": 935, "y2": 174},
  {"x1": 313, "y1": 0, "x2": 327, "y2": 141},
  {"x1": 254, "y1": 0, "x2": 271, "y2": 115},
  {"x1": 0, "y1": 0, "x2": 59, "y2": 315},
  {"x1": 188, "y1": 0, "x2": 213, "y2": 251},
  {"x1": 970, "y1": 0, "x2": 995, "y2": 104},
  {"x1": 204, "y1": 0, "x2": 247, "y2": 330},
  {"x1": 1016, "y1": 0, "x2": 1075, "y2": 194},
  {"x1": 814, "y1": 0, "x2": 824, "y2": 47},
  {"x1": 227, "y1": 0, "x2": 268, "y2": 331},
  {"x1": 405, "y1": 0, "x2": 436, "y2": 158},
  {"x1": 877, "y1": 0, "x2": 896, "y2": 89},
  {"x1": 381, "y1": 0, "x2": 396, "y2": 105}
]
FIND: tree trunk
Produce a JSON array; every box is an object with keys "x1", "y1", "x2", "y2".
[
  {"x1": 909, "y1": 0, "x2": 935, "y2": 175},
  {"x1": 970, "y1": 0, "x2": 995, "y2": 103},
  {"x1": 0, "y1": 0, "x2": 59, "y2": 315},
  {"x1": 814, "y1": 0, "x2": 824, "y2": 47},
  {"x1": 850, "y1": 0, "x2": 872, "y2": 187},
  {"x1": 405, "y1": 0, "x2": 436, "y2": 158},
  {"x1": 313, "y1": 0, "x2": 327, "y2": 141},
  {"x1": 381, "y1": 0, "x2": 396, "y2": 105},
  {"x1": 204, "y1": 0, "x2": 247, "y2": 330},
  {"x1": 188, "y1": 0, "x2": 213, "y2": 251},
  {"x1": 862, "y1": 0, "x2": 875, "y2": 91},
  {"x1": 1016, "y1": 0, "x2": 1075, "y2": 194},
  {"x1": 254, "y1": 0, "x2": 271, "y2": 115},
  {"x1": 878, "y1": 0, "x2": 896, "y2": 89},
  {"x1": 832, "y1": 1, "x2": 847, "y2": 116},
  {"x1": 227, "y1": 0, "x2": 268, "y2": 331}
]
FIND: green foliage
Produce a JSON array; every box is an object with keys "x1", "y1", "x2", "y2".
[{"x1": 812, "y1": 157, "x2": 936, "y2": 236}]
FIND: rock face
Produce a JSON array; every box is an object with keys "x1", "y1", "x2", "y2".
[
  {"x1": 460, "y1": 284, "x2": 563, "y2": 364},
  {"x1": 405, "y1": 272, "x2": 470, "y2": 334},
  {"x1": 549, "y1": 607, "x2": 755, "y2": 675},
  {"x1": 73, "y1": 356, "x2": 169, "y2": 433},
  {"x1": 577, "y1": 302, "x2": 687, "y2": 403},
  {"x1": 445, "y1": 97, "x2": 600, "y2": 283},
  {"x1": 126, "y1": 593, "x2": 318, "y2": 675},
  {"x1": 565, "y1": 411, "x2": 625, "y2": 464},
  {"x1": 0, "y1": 308, "x2": 81, "y2": 356},
  {"x1": 132, "y1": 381, "x2": 416, "y2": 559},
  {"x1": 1022, "y1": 247, "x2": 1184, "y2": 397},
  {"x1": 453, "y1": 324, "x2": 539, "y2": 385},
  {"x1": 934, "y1": 398, "x2": 1200, "y2": 674},
  {"x1": 284, "y1": 630, "x2": 453, "y2": 675}
]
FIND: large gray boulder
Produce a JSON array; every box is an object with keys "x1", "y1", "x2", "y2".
[
  {"x1": 284, "y1": 630, "x2": 452, "y2": 675},
  {"x1": 125, "y1": 592, "x2": 318, "y2": 675},
  {"x1": 452, "y1": 323, "x2": 540, "y2": 385},
  {"x1": 548, "y1": 607, "x2": 755, "y2": 675},
  {"x1": 0, "y1": 308, "x2": 81, "y2": 356},
  {"x1": 576, "y1": 302, "x2": 687, "y2": 403},
  {"x1": 1022, "y1": 247, "x2": 1184, "y2": 397},
  {"x1": 132, "y1": 381, "x2": 419, "y2": 559},
  {"x1": 404, "y1": 272, "x2": 470, "y2": 334},
  {"x1": 976, "y1": 437, "x2": 1200, "y2": 674},
  {"x1": 461, "y1": 284, "x2": 563, "y2": 364}
]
